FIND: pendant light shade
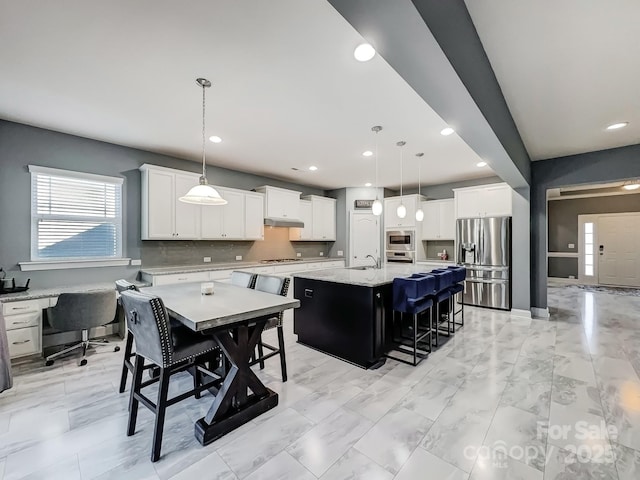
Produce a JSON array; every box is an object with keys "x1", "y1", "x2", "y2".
[
  {"x1": 396, "y1": 141, "x2": 406, "y2": 219},
  {"x1": 179, "y1": 78, "x2": 227, "y2": 206},
  {"x1": 415, "y1": 152, "x2": 424, "y2": 222},
  {"x1": 371, "y1": 125, "x2": 383, "y2": 216}
]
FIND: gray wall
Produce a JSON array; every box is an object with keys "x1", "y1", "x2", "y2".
[
  {"x1": 0, "y1": 121, "x2": 326, "y2": 288},
  {"x1": 548, "y1": 257, "x2": 578, "y2": 279},
  {"x1": 401, "y1": 175, "x2": 502, "y2": 199},
  {"x1": 548, "y1": 194, "x2": 640, "y2": 252},
  {"x1": 531, "y1": 143, "x2": 640, "y2": 308}
]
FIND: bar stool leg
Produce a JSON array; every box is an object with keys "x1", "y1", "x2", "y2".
[
  {"x1": 119, "y1": 333, "x2": 134, "y2": 393},
  {"x1": 413, "y1": 313, "x2": 418, "y2": 366},
  {"x1": 127, "y1": 354, "x2": 144, "y2": 436},
  {"x1": 151, "y1": 367, "x2": 171, "y2": 462}
]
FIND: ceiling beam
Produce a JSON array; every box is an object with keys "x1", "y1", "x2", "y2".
[{"x1": 328, "y1": 0, "x2": 531, "y2": 188}]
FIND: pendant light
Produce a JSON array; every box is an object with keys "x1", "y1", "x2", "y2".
[
  {"x1": 371, "y1": 126, "x2": 383, "y2": 216},
  {"x1": 179, "y1": 78, "x2": 227, "y2": 205},
  {"x1": 396, "y1": 141, "x2": 406, "y2": 218},
  {"x1": 415, "y1": 152, "x2": 424, "y2": 222}
]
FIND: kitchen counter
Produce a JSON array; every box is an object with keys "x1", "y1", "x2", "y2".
[
  {"x1": 292, "y1": 262, "x2": 455, "y2": 287},
  {"x1": 0, "y1": 281, "x2": 149, "y2": 303},
  {"x1": 140, "y1": 257, "x2": 341, "y2": 276}
]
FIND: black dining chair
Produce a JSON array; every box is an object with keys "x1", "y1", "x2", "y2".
[
  {"x1": 250, "y1": 274, "x2": 290, "y2": 382},
  {"x1": 116, "y1": 280, "x2": 206, "y2": 393},
  {"x1": 120, "y1": 290, "x2": 221, "y2": 462}
]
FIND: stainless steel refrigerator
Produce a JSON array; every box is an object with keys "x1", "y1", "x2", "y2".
[{"x1": 457, "y1": 216, "x2": 511, "y2": 310}]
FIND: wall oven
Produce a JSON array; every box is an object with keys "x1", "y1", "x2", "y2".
[
  {"x1": 386, "y1": 251, "x2": 415, "y2": 263},
  {"x1": 386, "y1": 230, "x2": 415, "y2": 251}
]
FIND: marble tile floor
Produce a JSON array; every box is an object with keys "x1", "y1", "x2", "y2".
[{"x1": 2, "y1": 283, "x2": 640, "y2": 479}]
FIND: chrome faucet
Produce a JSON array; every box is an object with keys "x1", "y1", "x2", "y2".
[{"x1": 366, "y1": 254, "x2": 381, "y2": 269}]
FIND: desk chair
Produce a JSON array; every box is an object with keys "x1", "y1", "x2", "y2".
[{"x1": 45, "y1": 290, "x2": 118, "y2": 367}]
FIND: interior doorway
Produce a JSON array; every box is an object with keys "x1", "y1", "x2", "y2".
[
  {"x1": 578, "y1": 213, "x2": 640, "y2": 287},
  {"x1": 349, "y1": 211, "x2": 380, "y2": 267}
]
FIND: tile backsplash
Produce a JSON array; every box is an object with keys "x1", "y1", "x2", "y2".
[{"x1": 141, "y1": 227, "x2": 332, "y2": 267}]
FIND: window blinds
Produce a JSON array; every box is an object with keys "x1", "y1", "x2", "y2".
[{"x1": 29, "y1": 166, "x2": 123, "y2": 260}]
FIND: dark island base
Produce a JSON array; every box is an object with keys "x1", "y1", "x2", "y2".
[{"x1": 293, "y1": 278, "x2": 390, "y2": 369}]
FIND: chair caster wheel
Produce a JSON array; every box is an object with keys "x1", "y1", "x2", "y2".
[
  {"x1": 114, "y1": 346, "x2": 121, "y2": 352},
  {"x1": 45, "y1": 360, "x2": 54, "y2": 367},
  {"x1": 79, "y1": 359, "x2": 88, "y2": 366}
]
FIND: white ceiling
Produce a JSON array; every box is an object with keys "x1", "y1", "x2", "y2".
[
  {"x1": 0, "y1": 0, "x2": 490, "y2": 190},
  {"x1": 465, "y1": 0, "x2": 640, "y2": 160}
]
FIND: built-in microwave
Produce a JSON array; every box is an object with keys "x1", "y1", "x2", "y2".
[{"x1": 386, "y1": 230, "x2": 415, "y2": 251}]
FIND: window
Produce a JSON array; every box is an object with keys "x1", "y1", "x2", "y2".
[
  {"x1": 584, "y1": 222, "x2": 594, "y2": 276},
  {"x1": 29, "y1": 166, "x2": 123, "y2": 261}
]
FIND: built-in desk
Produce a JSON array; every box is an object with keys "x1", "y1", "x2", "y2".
[{"x1": 0, "y1": 281, "x2": 146, "y2": 360}]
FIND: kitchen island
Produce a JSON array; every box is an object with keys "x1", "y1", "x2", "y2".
[{"x1": 292, "y1": 263, "x2": 452, "y2": 368}]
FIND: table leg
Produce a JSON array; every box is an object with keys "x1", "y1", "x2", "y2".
[{"x1": 194, "y1": 322, "x2": 278, "y2": 446}]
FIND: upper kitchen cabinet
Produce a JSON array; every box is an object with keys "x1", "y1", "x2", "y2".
[
  {"x1": 289, "y1": 200, "x2": 312, "y2": 241},
  {"x1": 141, "y1": 164, "x2": 201, "y2": 240},
  {"x1": 384, "y1": 195, "x2": 422, "y2": 229},
  {"x1": 244, "y1": 192, "x2": 265, "y2": 240},
  {"x1": 454, "y1": 183, "x2": 512, "y2": 219},
  {"x1": 254, "y1": 185, "x2": 301, "y2": 220},
  {"x1": 289, "y1": 196, "x2": 336, "y2": 241},
  {"x1": 421, "y1": 199, "x2": 455, "y2": 240},
  {"x1": 200, "y1": 187, "x2": 245, "y2": 239}
]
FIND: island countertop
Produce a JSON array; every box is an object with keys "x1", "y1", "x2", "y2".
[{"x1": 292, "y1": 262, "x2": 455, "y2": 287}]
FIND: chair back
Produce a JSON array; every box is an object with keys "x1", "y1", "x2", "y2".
[
  {"x1": 392, "y1": 276, "x2": 434, "y2": 314},
  {"x1": 115, "y1": 279, "x2": 139, "y2": 293},
  {"x1": 230, "y1": 271, "x2": 256, "y2": 289},
  {"x1": 253, "y1": 275, "x2": 290, "y2": 326},
  {"x1": 120, "y1": 290, "x2": 173, "y2": 367},
  {"x1": 446, "y1": 266, "x2": 467, "y2": 284},
  {"x1": 430, "y1": 269, "x2": 454, "y2": 292},
  {"x1": 47, "y1": 290, "x2": 117, "y2": 332}
]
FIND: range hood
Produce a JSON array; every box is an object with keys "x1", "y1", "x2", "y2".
[{"x1": 264, "y1": 217, "x2": 304, "y2": 228}]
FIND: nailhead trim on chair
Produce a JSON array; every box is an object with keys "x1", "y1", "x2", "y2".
[{"x1": 263, "y1": 276, "x2": 290, "y2": 331}]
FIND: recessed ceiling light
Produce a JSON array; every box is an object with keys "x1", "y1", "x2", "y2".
[
  {"x1": 209, "y1": 135, "x2": 222, "y2": 143},
  {"x1": 476, "y1": 161, "x2": 487, "y2": 167},
  {"x1": 606, "y1": 122, "x2": 629, "y2": 130},
  {"x1": 362, "y1": 150, "x2": 373, "y2": 157},
  {"x1": 365, "y1": 183, "x2": 372, "y2": 187},
  {"x1": 440, "y1": 127, "x2": 455, "y2": 136},
  {"x1": 354, "y1": 43, "x2": 376, "y2": 62},
  {"x1": 309, "y1": 166, "x2": 318, "y2": 171}
]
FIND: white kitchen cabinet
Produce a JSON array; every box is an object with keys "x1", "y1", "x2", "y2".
[
  {"x1": 201, "y1": 188, "x2": 245, "y2": 240},
  {"x1": 421, "y1": 199, "x2": 455, "y2": 240},
  {"x1": 384, "y1": 195, "x2": 420, "y2": 229},
  {"x1": 255, "y1": 186, "x2": 301, "y2": 220},
  {"x1": 454, "y1": 183, "x2": 512, "y2": 218},
  {"x1": 141, "y1": 165, "x2": 201, "y2": 240},
  {"x1": 2, "y1": 298, "x2": 47, "y2": 359},
  {"x1": 309, "y1": 196, "x2": 336, "y2": 241},
  {"x1": 289, "y1": 200, "x2": 312, "y2": 241},
  {"x1": 245, "y1": 193, "x2": 264, "y2": 240}
]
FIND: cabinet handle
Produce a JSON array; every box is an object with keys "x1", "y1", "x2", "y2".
[
  {"x1": 11, "y1": 306, "x2": 30, "y2": 310},
  {"x1": 177, "y1": 277, "x2": 188, "y2": 281},
  {"x1": 12, "y1": 339, "x2": 31, "y2": 345},
  {"x1": 11, "y1": 320, "x2": 29, "y2": 325}
]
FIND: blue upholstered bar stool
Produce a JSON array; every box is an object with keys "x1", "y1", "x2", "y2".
[
  {"x1": 446, "y1": 266, "x2": 467, "y2": 331},
  {"x1": 430, "y1": 269, "x2": 454, "y2": 346},
  {"x1": 387, "y1": 275, "x2": 435, "y2": 366}
]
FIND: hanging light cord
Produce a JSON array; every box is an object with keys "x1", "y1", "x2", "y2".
[
  {"x1": 201, "y1": 83, "x2": 207, "y2": 181},
  {"x1": 417, "y1": 156, "x2": 420, "y2": 196},
  {"x1": 400, "y1": 146, "x2": 403, "y2": 199},
  {"x1": 375, "y1": 131, "x2": 379, "y2": 194}
]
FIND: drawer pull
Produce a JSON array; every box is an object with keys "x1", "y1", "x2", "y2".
[
  {"x1": 11, "y1": 321, "x2": 29, "y2": 325},
  {"x1": 11, "y1": 306, "x2": 31, "y2": 310},
  {"x1": 177, "y1": 277, "x2": 188, "y2": 281},
  {"x1": 12, "y1": 339, "x2": 31, "y2": 345}
]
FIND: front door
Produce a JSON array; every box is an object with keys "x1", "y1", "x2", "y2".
[
  {"x1": 598, "y1": 214, "x2": 640, "y2": 287},
  {"x1": 351, "y1": 212, "x2": 380, "y2": 267}
]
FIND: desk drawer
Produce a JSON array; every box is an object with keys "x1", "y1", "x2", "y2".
[
  {"x1": 3, "y1": 299, "x2": 41, "y2": 316},
  {"x1": 5, "y1": 311, "x2": 41, "y2": 331},
  {"x1": 7, "y1": 326, "x2": 41, "y2": 358}
]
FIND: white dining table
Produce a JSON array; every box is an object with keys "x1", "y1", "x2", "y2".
[{"x1": 141, "y1": 280, "x2": 300, "y2": 446}]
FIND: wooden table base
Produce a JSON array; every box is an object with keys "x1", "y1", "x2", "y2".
[{"x1": 194, "y1": 322, "x2": 279, "y2": 446}]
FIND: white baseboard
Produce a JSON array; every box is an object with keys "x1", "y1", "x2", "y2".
[
  {"x1": 510, "y1": 309, "x2": 532, "y2": 319},
  {"x1": 547, "y1": 277, "x2": 582, "y2": 285},
  {"x1": 531, "y1": 307, "x2": 550, "y2": 319}
]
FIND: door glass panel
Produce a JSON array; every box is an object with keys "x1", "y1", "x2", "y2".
[{"x1": 584, "y1": 222, "x2": 594, "y2": 277}]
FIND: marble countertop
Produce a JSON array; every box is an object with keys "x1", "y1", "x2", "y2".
[
  {"x1": 0, "y1": 281, "x2": 149, "y2": 303},
  {"x1": 292, "y1": 262, "x2": 455, "y2": 287},
  {"x1": 140, "y1": 257, "x2": 343, "y2": 276}
]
